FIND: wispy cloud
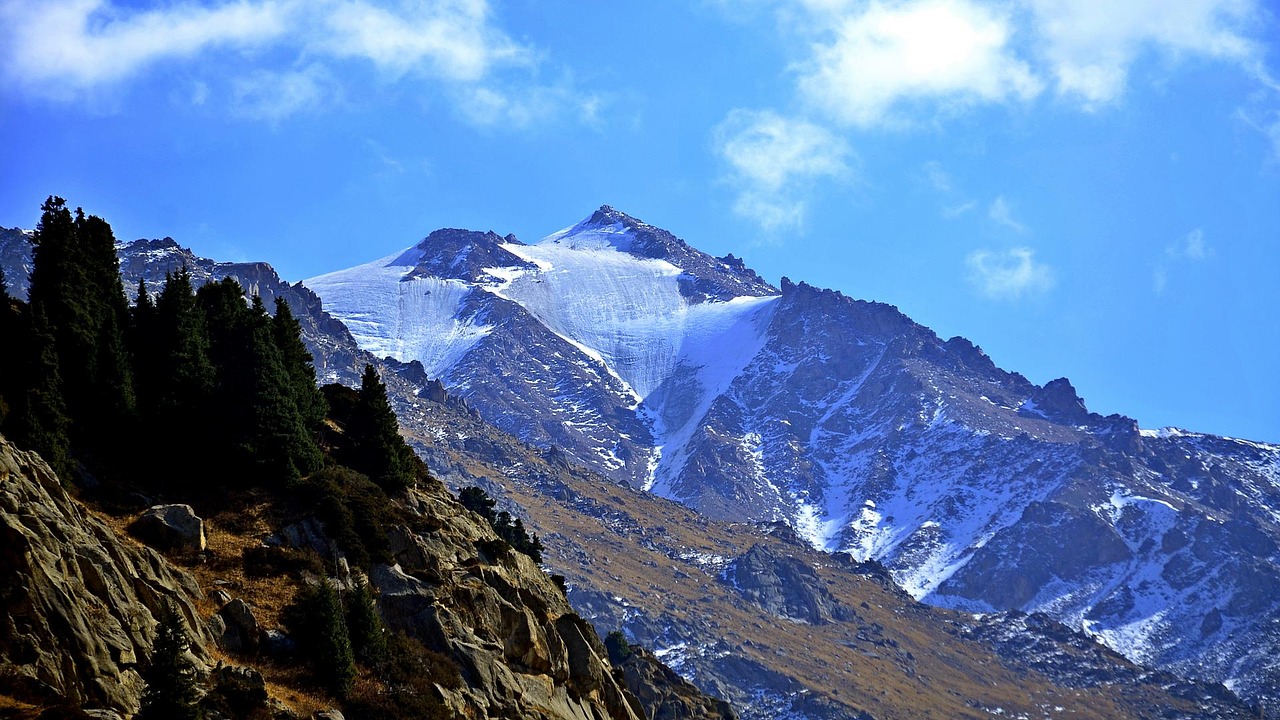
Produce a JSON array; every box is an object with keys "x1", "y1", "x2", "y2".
[
  {"x1": 714, "y1": 109, "x2": 851, "y2": 232},
  {"x1": 0, "y1": 0, "x2": 291, "y2": 92},
  {"x1": 232, "y1": 64, "x2": 336, "y2": 122},
  {"x1": 1154, "y1": 227, "x2": 1213, "y2": 293},
  {"x1": 1024, "y1": 0, "x2": 1265, "y2": 107},
  {"x1": 797, "y1": 0, "x2": 1042, "y2": 127},
  {"x1": 922, "y1": 160, "x2": 953, "y2": 193},
  {"x1": 966, "y1": 247, "x2": 1054, "y2": 300},
  {"x1": 0, "y1": 0, "x2": 589, "y2": 128},
  {"x1": 987, "y1": 195, "x2": 1027, "y2": 233},
  {"x1": 730, "y1": 0, "x2": 1272, "y2": 126},
  {"x1": 317, "y1": 0, "x2": 531, "y2": 82}
]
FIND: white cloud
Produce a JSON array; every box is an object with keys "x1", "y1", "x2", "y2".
[
  {"x1": 966, "y1": 247, "x2": 1053, "y2": 299},
  {"x1": 942, "y1": 201, "x2": 977, "y2": 218},
  {"x1": 987, "y1": 195, "x2": 1026, "y2": 233},
  {"x1": 0, "y1": 0, "x2": 290, "y2": 91},
  {"x1": 714, "y1": 109, "x2": 851, "y2": 231},
  {"x1": 1154, "y1": 227, "x2": 1213, "y2": 292},
  {"x1": 797, "y1": 0, "x2": 1042, "y2": 127},
  {"x1": 1025, "y1": 0, "x2": 1264, "y2": 106},
  {"x1": 922, "y1": 160, "x2": 952, "y2": 192},
  {"x1": 318, "y1": 0, "x2": 529, "y2": 82},
  {"x1": 0, "y1": 0, "x2": 585, "y2": 128},
  {"x1": 232, "y1": 64, "x2": 335, "y2": 122}
]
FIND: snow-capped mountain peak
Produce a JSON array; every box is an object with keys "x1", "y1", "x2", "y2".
[{"x1": 290, "y1": 210, "x2": 1280, "y2": 704}]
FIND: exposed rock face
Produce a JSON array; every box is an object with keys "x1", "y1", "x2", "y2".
[
  {"x1": 720, "y1": 544, "x2": 851, "y2": 625},
  {"x1": 261, "y1": 209, "x2": 1280, "y2": 705},
  {"x1": 216, "y1": 598, "x2": 261, "y2": 654},
  {"x1": 394, "y1": 381, "x2": 1258, "y2": 720},
  {"x1": 0, "y1": 433, "x2": 211, "y2": 715},
  {"x1": 349, "y1": 491, "x2": 651, "y2": 720},
  {"x1": 613, "y1": 645, "x2": 738, "y2": 720},
  {"x1": 130, "y1": 503, "x2": 207, "y2": 553}
]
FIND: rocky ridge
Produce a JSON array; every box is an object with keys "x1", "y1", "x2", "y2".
[
  {"x1": 275, "y1": 209, "x2": 1280, "y2": 705},
  {"x1": 0, "y1": 433, "x2": 211, "y2": 716},
  {"x1": 0, "y1": 420, "x2": 734, "y2": 719},
  {"x1": 387, "y1": 376, "x2": 1257, "y2": 720}
]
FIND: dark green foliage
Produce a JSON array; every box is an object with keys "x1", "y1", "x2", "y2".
[
  {"x1": 137, "y1": 603, "x2": 200, "y2": 720},
  {"x1": 194, "y1": 282, "x2": 322, "y2": 486},
  {"x1": 284, "y1": 582, "x2": 355, "y2": 698},
  {"x1": 272, "y1": 297, "x2": 328, "y2": 435},
  {"x1": 604, "y1": 630, "x2": 633, "y2": 665},
  {"x1": 0, "y1": 268, "x2": 9, "y2": 425},
  {"x1": 458, "y1": 486, "x2": 544, "y2": 564},
  {"x1": 25, "y1": 198, "x2": 135, "y2": 473},
  {"x1": 459, "y1": 485, "x2": 497, "y2": 519},
  {"x1": 136, "y1": 268, "x2": 217, "y2": 488},
  {"x1": 242, "y1": 545, "x2": 325, "y2": 578},
  {"x1": 344, "y1": 633, "x2": 460, "y2": 720},
  {"x1": 343, "y1": 365, "x2": 421, "y2": 493},
  {"x1": 4, "y1": 310, "x2": 74, "y2": 481},
  {"x1": 299, "y1": 466, "x2": 392, "y2": 570},
  {"x1": 345, "y1": 579, "x2": 388, "y2": 665}
]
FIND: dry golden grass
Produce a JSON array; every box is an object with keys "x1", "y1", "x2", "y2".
[
  {"x1": 88, "y1": 493, "x2": 336, "y2": 717},
  {"x1": 401, "y1": 404, "x2": 1215, "y2": 720}
]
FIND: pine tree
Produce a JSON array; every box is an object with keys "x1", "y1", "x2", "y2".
[
  {"x1": 345, "y1": 365, "x2": 418, "y2": 493},
  {"x1": 6, "y1": 308, "x2": 74, "y2": 481},
  {"x1": 25, "y1": 199, "x2": 135, "y2": 471},
  {"x1": 0, "y1": 266, "x2": 13, "y2": 425},
  {"x1": 286, "y1": 582, "x2": 355, "y2": 698},
  {"x1": 137, "y1": 602, "x2": 200, "y2": 720},
  {"x1": 244, "y1": 295, "x2": 323, "y2": 483},
  {"x1": 143, "y1": 268, "x2": 216, "y2": 487},
  {"x1": 272, "y1": 297, "x2": 327, "y2": 437},
  {"x1": 345, "y1": 578, "x2": 387, "y2": 665}
]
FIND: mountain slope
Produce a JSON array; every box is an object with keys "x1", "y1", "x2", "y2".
[
  {"x1": 383, "y1": 375, "x2": 1256, "y2": 720},
  {"x1": 294, "y1": 208, "x2": 1280, "y2": 705}
]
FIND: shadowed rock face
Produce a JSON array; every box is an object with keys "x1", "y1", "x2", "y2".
[
  {"x1": 0, "y1": 434, "x2": 211, "y2": 715},
  {"x1": 720, "y1": 544, "x2": 852, "y2": 625}
]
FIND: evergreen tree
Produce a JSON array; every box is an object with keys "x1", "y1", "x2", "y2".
[
  {"x1": 458, "y1": 487, "x2": 543, "y2": 563},
  {"x1": 271, "y1": 297, "x2": 327, "y2": 436},
  {"x1": 129, "y1": 278, "x2": 158, "y2": 413},
  {"x1": 5, "y1": 309, "x2": 73, "y2": 481},
  {"x1": 143, "y1": 268, "x2": 216, "y2": 487},
  {"x1": 345, "y1": 578, "x2": 387, "y2": 665},
  {"x1": 137, "y1": 602, "x2": 200, "y2": 720},
  {"x1": 243, "y1": 295, "x2": 322, "y2": 483},
  {"x1": 25, "y1": 199, "x2": 135, "y2": 471},
  {"x1": 345, "y1": 365, "x2": 418, "y2": 493},
  {"x1": 286, "y1": 582, "x2": 355, "y2": 698},
  {"x1": 459, "y1": 486, "x2": 498, "y2": 523},
  {"x1": 0, "y1": 266, "x2": 13, "y2": 424}
]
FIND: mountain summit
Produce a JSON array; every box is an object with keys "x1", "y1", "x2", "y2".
[{"x1": 300, "y1": 208, "x2": 1280, "y2": 704}]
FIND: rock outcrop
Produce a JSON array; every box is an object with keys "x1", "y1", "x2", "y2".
[
  {"x1": 0, "y1": 433, "x2": 211, "y2": 715},
  {"x1": 129, "y1": 503, "x2": 207, "y2": 553}
]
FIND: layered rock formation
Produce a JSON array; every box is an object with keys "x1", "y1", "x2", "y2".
[{"x1": 0, "y1": 433, "x2": 211, "y2": 715}]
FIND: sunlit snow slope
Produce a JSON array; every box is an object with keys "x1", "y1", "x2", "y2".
[{"x1": 303, "y1": 247, "x2": 494, "y2": 378}]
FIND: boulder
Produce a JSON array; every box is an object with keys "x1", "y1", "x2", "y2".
[
  {"x1": 130, "y1": 504, "x2": 206, "y2": 553},
  {"x1": 217, "y1": 599, "x2": 260, "y2": 654}
]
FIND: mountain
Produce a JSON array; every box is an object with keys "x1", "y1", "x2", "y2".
[
  {"x1": 297, "y1": 207, "x2": 1280, "y2": 705},
  {"x1": 385, "y1": 368, "x2": 1257, "y2": 720},
  {"x1": 3, "y1": 212, "x2": 1277, "y2": 713}
]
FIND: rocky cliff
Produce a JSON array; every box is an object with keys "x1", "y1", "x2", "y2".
[
  {"x1": 0, "y1": 433, "x2": 210, "y2": 716},
  {"x1": 0, "y1": 425, "x2": 732, "y2": 719}
]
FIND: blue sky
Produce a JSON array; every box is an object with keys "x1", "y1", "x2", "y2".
[{"x1": 1, "y1": 0, "x2": 1278, "y2": 443}]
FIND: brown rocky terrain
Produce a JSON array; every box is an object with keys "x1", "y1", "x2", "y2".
[
  {"x1": 390, "y1": 379, "x2": 1257, "y2": 720},
  {"x1": 0, "y1": 428, "x2": 733, "y2": 719}
]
